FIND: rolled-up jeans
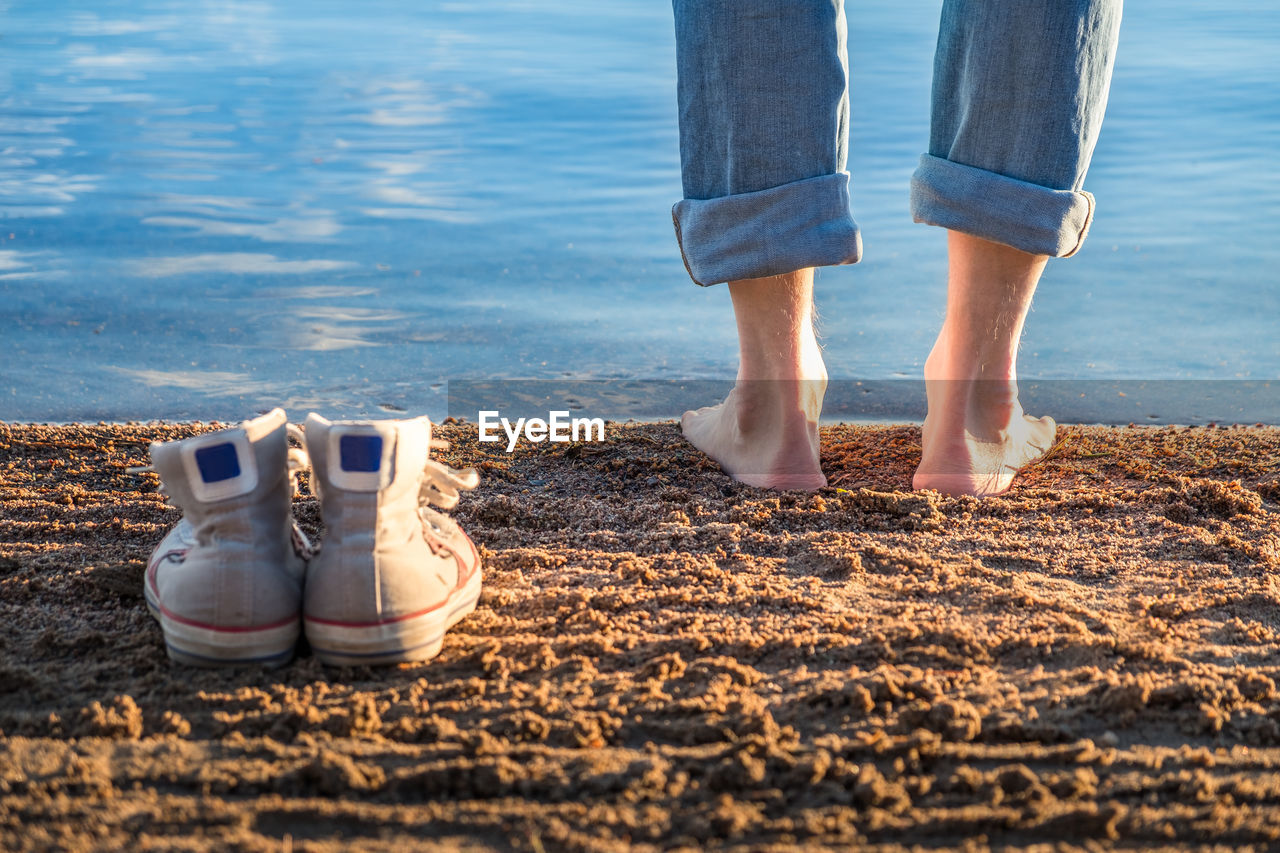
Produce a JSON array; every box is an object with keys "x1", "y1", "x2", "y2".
[{"x1": 671, "y1": 0, "x2": 1123, "y2": 286}]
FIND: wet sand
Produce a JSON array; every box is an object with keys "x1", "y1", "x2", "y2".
[{"x1": 2, "y1": 419, "x2": 1280, "y2": 851}]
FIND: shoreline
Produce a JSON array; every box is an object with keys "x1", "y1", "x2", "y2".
[
  {"x1": 3, "y1": 420, "x2": 1280, "y2": 849},
  {"x1": 10, "y1": 377, "x2": 1280, "y2": 429}
]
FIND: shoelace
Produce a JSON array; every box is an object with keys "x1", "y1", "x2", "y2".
[
  {"x1": 419, "y1": 438, "x2": 480, "y2": 511},
  {"x1": 416, "y1": 437, "x2": 480, "y2": 541}
]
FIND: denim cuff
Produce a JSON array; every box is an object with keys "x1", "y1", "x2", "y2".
[
  {"x1": 909, "y1": 154, "x2": 1095, "y2": 258},
  {"x1": 672, "y1": 172, "x2": 862, "y2": 286}
]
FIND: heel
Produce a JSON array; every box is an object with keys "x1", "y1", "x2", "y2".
[
  {"x1": 145, "y1": 586, "x2": 299, "y2": 668},
  {"x1": 306, "y1": 567, "x2": 482, "y2": 666}
]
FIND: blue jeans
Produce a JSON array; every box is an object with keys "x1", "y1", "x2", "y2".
[{"x1": 671, "y1": 0, "x2": 1124, "y2": 286}]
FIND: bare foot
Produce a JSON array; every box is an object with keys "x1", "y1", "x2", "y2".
[
  {"x1": 682, "y1": 376, "x2": 827, "y2": 490},
  {"x1": 913, "y1": 336, "x2": 1056, "y2": 496},
  {"x1": 681, "y1": 269, "x2": 827, "y2": 491},
  {"x1": 912, "y1": 232, "x2": 1057, "y2": 496}
]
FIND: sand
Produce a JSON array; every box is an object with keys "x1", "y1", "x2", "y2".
[{"x1": 2, "y1": 419, "x2": 1280, "y2": 852}]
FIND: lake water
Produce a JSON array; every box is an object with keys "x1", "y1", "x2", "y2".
[{"x1": 2, "y1": 0, "x2": 1278, "y2": 423}]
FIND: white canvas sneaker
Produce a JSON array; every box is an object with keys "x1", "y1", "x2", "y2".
[
  {"x1": 140, "y1": 408, "x2": 311, "y2": 667},
  {"x1": 299, "y1": 413, "x2": 481, "y2": 666}
]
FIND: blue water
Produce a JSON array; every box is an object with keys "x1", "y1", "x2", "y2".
[{"x1": 2, "y1": 0, "x2": 1278, "y2": 421}]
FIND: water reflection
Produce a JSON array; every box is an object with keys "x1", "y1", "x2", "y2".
[
  {"x1": 259, "y1": 285, "x2": 377, "y2": 300},
  {"x1": 0, "y1": 251, "x2": 35, "y2": 279},
  {"x1": 0, "y1": 250, "x2": 64, "y2": 281},
  {"x1": 66, "y1": 47, "x2": 173, "y2": 78},
  {"x1": 109, "y1": 366, "x2": 285, "y2": 398},
  {"x1": 68, "y1": 14, "x2": 178, "y2": 37},
  {"x1": 141, "y1": 212, "x2": 342, "y2": 242},
  {"x1": 0, "y1": 110, "x2": 93, "y2": 216},
  {"x1": 126, "y1": 253, "x2": 354, "y2": 277},
  {"x1": 278, "y1": 305, "x2": 411, "y2": 352}
]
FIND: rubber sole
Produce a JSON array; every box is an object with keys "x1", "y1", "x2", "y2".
[
  {"x1": 144, "y1": 585, "x2": 298, "y2": 668},
  {"x1": 304, "y1": 565, "x2": 483, "y2": 667}
]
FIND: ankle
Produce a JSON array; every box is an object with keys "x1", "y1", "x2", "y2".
[
  {"x1": 926, "y1": 324, "x2": 1017, "y2": 383},
  {"x1": 737, "y1": 327, "x2": 826, "y2": 380},
  {"x1": 731, "y1": 377, "x2": 824, "y2": 431}
]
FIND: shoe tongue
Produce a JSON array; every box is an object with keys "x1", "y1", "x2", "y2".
[{"x1": 327, "y1": 424, "x2": 398, "y2": 492}]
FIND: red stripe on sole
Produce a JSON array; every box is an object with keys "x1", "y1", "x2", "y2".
[
  {"x1": 304, "y1": 596, "x2": 449, "y2": 628},
  {"x1": 148, "y1": 575, "x2": 298, "y2": 634},
  {"x1": 307, "y1": 535, "x2": 480, "y2": 629}
]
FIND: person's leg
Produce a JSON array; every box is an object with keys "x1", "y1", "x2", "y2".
[
  {"x1": 915, "y1": 233, "x2": 1056, "y2": 495},
  {"x1": 681, "y1": 269, "x2": 827, "y2": 490},
  {"x1": 910, "y1": 0, "x2": 1123, "y2": 495},
  {"x1": 671, "y1": 0, "x2": 860, "y2": 490}
]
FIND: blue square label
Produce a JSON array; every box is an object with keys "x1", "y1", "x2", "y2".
[
  {"x1": 340, "y1": 434, "x2": 383, "y2": 473},
  {"x1": 194, "y1": 442, "x2": 241, "y2": 483}
]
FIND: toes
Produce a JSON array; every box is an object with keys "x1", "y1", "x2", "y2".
[
  {"x1": 681, "y1": 406, "x2": 708, "y2": 429},
  {"x1": 681, "y1": 403, "x2": 724, "y2": 436},
  {"x1": 1032, "y1": 415, "x2": 1058, "y2": 453},
  {"x1": 1016, "y1": 413, "x2": 1057, "y2": 455}
]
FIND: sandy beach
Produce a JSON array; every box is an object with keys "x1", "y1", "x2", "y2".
[{"x1": 2, "y1": 419, "x2": 1280, "y2": 851}]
